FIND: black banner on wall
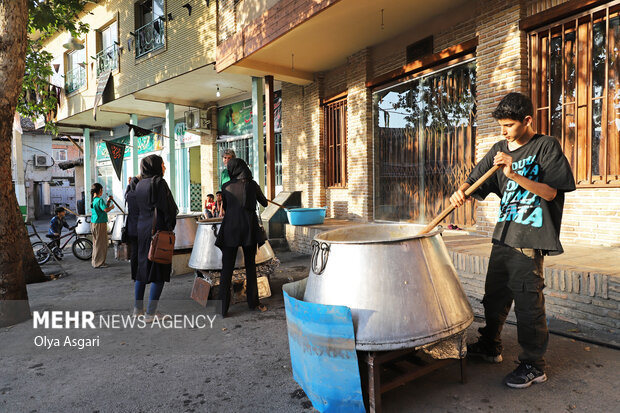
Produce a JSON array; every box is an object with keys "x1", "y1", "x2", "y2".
[{"x1": 105, "y1": 140, "x2": 126, "y2": 181}]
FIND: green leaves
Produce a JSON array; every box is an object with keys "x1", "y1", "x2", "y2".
[
  {"x1": 19, "y1": 0, "x2": 91, "y2": 134},
  {"x1": 28, "y1": 0, "x2": 90, "y2": 38}
]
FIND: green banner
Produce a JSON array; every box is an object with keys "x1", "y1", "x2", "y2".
[
  {"x1": 96, "y1": 134, "x2": 163, "y2": 160},
  {"x1": 217, "y1": 100, "x2": 253, "y2": 137},
  {"x1": 217, "y1": 90, "x2": 282, "y2": 138}
]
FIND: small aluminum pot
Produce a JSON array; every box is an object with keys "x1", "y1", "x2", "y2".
[
  {"x1": 76, "y1": 215, "x2": 115, "y2": 235},
  {"x1": 75, "y1": 215, "x2": 92, "y2": 235},
  {"x1": 110, "y1": 214, "x2": 127, "y2": 242}
]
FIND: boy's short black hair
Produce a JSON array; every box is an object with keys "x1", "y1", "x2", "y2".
[
  {"x1": 216, "y1": 191, "x2": 222, "y2": 195},
  {"x1": 207, "y1": 194, "x2": 214, "y2": 199},
  {"x1": 491, "y1": 92, "x2": 534, "y2": 122},
  {"x1": 55, "y1": 207, "x2": 65, "y2": 214}
]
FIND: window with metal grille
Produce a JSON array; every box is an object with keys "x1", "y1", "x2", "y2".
[
  {"x1": 323, "y1": 98, "x2": 348, "y2": 187},
  {"x1": 529, "y1": 2, "x2": 620, "y2": 187}
]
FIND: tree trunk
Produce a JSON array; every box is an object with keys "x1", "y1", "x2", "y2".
[
  {"x1": 0, "y1": 0, "x2": 32, "y2": 327},
  {"x1": 23, "y1": 234, "x2": 48, "y2": 284}
]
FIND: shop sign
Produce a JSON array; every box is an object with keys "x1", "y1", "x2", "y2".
[{"x1": 175, "y1": 122, "x2": 201, "y2": 146}]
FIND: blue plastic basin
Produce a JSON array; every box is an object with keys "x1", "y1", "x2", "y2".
[{"x1": 286, "y1": 207, "x2": 326, "y2": 226}]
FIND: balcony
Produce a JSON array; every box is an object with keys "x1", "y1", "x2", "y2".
[
  {"x1": 135, "y1": 16, "x2": 165, "y2": 58},
  {"x1": 96, "y1": 44, "x2": 118, "y2": 76},
  {"x1": 65, "y1": 66, "x2": 86, "y2": 94}
]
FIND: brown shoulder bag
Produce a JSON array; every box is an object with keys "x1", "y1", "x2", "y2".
[{"x1": 148, "y1": 208, "x2": 175, "y2": 264}]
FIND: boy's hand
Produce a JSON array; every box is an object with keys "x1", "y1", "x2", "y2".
[
  {"x1": 494, "y1": 152, "x2": 515, "y2": 178},
  {"x1": 449, "y1": 189, "x2": 467, "y2": 208}
]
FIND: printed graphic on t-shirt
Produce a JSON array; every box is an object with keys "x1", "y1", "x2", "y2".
[{"x1": 497, "y1": 154, "x2": 542, "y2": 228}]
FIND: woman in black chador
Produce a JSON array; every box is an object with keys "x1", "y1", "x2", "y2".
[
  {"x1": 215, "y1": 158, "x2": 268, "y2": 317},
  {"x1": 134, "y1": 154, "x2": 178, "y2": 321}
]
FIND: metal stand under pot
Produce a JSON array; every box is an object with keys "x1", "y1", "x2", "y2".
[{"x1": 188, "y1": 219, "x2": 277, "y2": 305}]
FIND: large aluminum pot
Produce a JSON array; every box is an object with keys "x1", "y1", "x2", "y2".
[
  {"x1": 189, "y1": 219, "x2": 275, "y2": 270},
  {"x1": 175, "y1": 214, "x2": 199, "y2": 250},
  {"x1": 303, "y1": 223, "x2": 473, "y2": 351},
  {"x1": 110, "y1": 214, "x2": 127, "y2": 242}
]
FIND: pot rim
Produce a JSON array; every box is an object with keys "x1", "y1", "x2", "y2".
[{"x1": 313, "y1": 223, "x2": 442, "y2": 245}]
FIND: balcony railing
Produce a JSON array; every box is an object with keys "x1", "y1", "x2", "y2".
[
  {"x1": 135, "y1": 16, "x2": 165, "y2": 58},
  {"x1": 96, "y1": 44, "x2": 118, "y2": 76},
  {"x1": 65, "y1": 66, "x2": 86, "y2": 94}
]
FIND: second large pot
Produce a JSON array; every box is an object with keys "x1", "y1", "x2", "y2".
[
  {"x1": 303, "y1": 223, "x2": 474, "y2": 351},
  {"x1": 189, "y1": 219, "x2": 275, "y2": 270},
  {"x1": 174, "y1": 214, "x2": 199, "y2": 250}
]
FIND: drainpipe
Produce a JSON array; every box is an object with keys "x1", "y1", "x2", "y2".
[
  {"x1": 166, "y1": 103, "x2": 176, "y2": 200},
  {"x1": 130, "y1": 113, "x2": 139, "y2": 177}
]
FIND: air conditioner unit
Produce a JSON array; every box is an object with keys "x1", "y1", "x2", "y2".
[
  {"x1": 184, "y1": 109, "x2": 211, "y2": 132},
  {"x1": 34, "y1": 155, "x2": 50, "y2": 167}
]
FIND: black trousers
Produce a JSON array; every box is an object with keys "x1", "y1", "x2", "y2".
[
  {"x1": 218, "y1": 245, "x2": 259, "y2": 316},
  {"x1": 479, "y1": 243, "x2": 549, "y2": 371}
]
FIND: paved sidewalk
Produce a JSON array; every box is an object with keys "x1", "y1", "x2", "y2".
[{"x1": 1, "y1": 238, "x2": 619, "y2": 412}]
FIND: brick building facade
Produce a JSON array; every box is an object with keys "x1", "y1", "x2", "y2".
[{"x1": 273, "y1": 0, "x2": 620, "y2": 247}]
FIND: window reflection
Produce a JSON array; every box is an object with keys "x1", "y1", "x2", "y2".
[{"x1": 374, "y1": 61, "x2": 476, "y2": 225}]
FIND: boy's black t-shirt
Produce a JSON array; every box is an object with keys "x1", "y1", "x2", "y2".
[{"x1": 465, "y1": 134, "x2": 576, "y2": 255}]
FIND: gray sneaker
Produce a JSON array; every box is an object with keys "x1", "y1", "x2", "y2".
[
  {"x1": 467, "y1": 340, "x2": 503, "y2": 363},
  {"x1": 504, "y1": 362, "x2": 547, "y2": 388}
]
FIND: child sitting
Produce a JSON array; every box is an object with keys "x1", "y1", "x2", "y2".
[
  {"x1": 213, "y1": 191, "x2": 223, "y2": 217},
  {"x1": 204, "y1": 194, "x2": 215, "y2": 218}
]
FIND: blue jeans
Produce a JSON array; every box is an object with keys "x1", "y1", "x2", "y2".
[{"x1": 134, "y1": 281, "x2": 165, "y2": 315}]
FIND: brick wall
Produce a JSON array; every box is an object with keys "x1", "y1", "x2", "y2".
[
  {"x1": 468, "y1": 0, "x2": 529, "y2": 239},
  {"x1": 281, "y1": 81, "x2": 326, "y2": 210},
  {"x1": 562, "y1": 190, "x2": 620, "y2": 246},
  {"x1": 345, "y1": 49, "x2": 373, "y2": 221},
  {"x1": 281, "y1": 0, "x2": 620, "y2": 246}
]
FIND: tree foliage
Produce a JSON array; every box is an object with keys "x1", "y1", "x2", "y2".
[{"x1": 17, "y1": 0, "x2": 90, "y2": 134}]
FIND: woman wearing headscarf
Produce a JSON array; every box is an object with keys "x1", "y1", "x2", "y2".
[
  {"x1": 90, "y1": 182, "x2": 114, "y2": 268},
  {"x1": 215, "y1": 158, "x2": 269, "y2": 317},
  {"x1": 125, "y1": 176, "x2": 141, "y2": 314},
  {"x1": 134, "y1": 155, "x2": 178, "y2": 321}
]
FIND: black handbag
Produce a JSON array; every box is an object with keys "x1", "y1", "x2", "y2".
[{"x1": 257, "y1": 215, "x2": 267, "y2": 247}]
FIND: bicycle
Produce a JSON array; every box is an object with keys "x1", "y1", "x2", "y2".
[{"x1": 32, "y1": 221, "x2": 93, "y2": 264}]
